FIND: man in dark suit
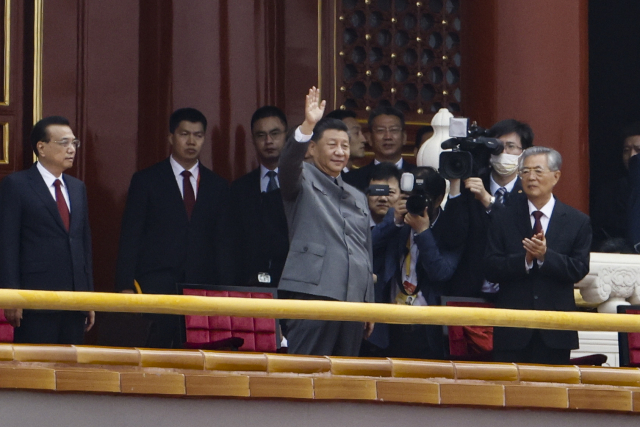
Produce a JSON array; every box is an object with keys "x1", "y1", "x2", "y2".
[
  {"x1": 484, "y1": 146, "x2": 591, "y2": 365},
  {"x1": 343, "y1": 106, "x2": 416, "y2": 191},
  {"x1": 278, "y1": 87, "x2": 374, "y2": 356},
  {"x1": 230, "y1": 106, "x2": 289, "y2": 287},
  {"x1": 443, "y1": 119, "x2": 534, "y2": 297},
  {"x1": 116, "y1": 108, "x2": 231, "y2": 348},
  {"x1": 0, "y1": 116, "x2": 94, "y2": 344}
]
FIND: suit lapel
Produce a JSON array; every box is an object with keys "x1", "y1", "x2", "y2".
[
  {"x1": 65, "y1": 175, "x2": 83, "y2": 233},
  {"x1": 160, "y1": 159, "x2": 188, "y2": 218},
  {"x1": 515, "y1": 196, "x2": 533, "y2": 239},
  {"x1": 27, "y1": 165, "x2": 68, "y2": 233},
  {"x1": 545, "y1": 199, "x2": 566, "y2": 247}
]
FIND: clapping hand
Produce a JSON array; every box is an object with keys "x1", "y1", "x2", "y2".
[{"x1": 523, "y1": 231, "x2": 547, "y2": 263}]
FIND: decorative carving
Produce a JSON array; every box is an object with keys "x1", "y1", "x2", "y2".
[
  {"x1": 338, "y1": 0, "x2": 461, "y2": 115},
  {"x1": 577, "y1": 253, "x2": 640, "y2": 313}
]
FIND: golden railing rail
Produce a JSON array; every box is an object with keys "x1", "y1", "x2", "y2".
[{"x1": 0, "y1": 289, "x2": 639, "y2": 332}]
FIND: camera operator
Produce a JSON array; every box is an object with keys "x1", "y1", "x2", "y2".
[
  {"x1": 443, "y1": 119, "x2": 534, "y2": 297},
  {"x1": 366, "y1": 167, "x2": 461, "y2": 359}
]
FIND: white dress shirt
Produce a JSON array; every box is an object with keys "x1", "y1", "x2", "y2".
[
  {"x1": 489, "y1": 173, "x2": 518, "y2": 196},
  {"x1": 375, "y1": 158, "x2": 404, "y2": 169},
  {"x1": 37, "y1": 161, "x2": 70, "y2": 211},
  {"x1": 260, "y1": 164, "x2": 280, "y2": 193},
  {"x1": 169, "y1": 155, "x2": 199, "y2": 199},
  {"x1": 525, "y1": 196, "x2": 556, "y2": 270}
]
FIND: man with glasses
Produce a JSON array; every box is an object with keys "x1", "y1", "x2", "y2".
[
  {"x1": 0, "y1": 116, "x2": 94, "y2": 344},
  {"x1": 116, "y1": 108, "x2": 232, "y2": 348},
  {"x1": 325, "y1": 109, "x2": 367, "y2": 173},
  {"x1": 444, "y1": 119, "x2": 534, "y2": 298},
  {"x1": 343, "y1": 106, "x2": 416, "y2": 191},
  {"x1": 230, "y1": 106, "x2": 289, "y2": 287},
  {"x1": 484, "y1": 146, "x2": 591, "y2": 365}
]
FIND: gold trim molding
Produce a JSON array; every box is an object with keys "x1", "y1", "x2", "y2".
[
  {"x1": 33, "y1": 0, "x2": 43, "y2": 123},
  {"x1": 0, "y1": 0, "x2": 10, "y2": 106},
  {"x1": 0, "y1": 122, "x2": 8, "y2": 164}
]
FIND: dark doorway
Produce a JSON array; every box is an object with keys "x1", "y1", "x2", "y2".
[{"x1": 588, "y1": 0, "x2": 640, "y2": 250}]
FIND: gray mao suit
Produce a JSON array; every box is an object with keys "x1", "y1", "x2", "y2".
[{"x1": 278, "y1": 130, "x2": 374, "y2": 356}]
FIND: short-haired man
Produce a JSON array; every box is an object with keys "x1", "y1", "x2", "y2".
[
  {"x1": 366, "y1": 162, "x2": 402, "y2": 225},
  {"x1": 485, "y1": 147, "x2": 591, "y2": 365},
  {"x1": 231, "y1": 106, "x2": 289, "y2": 287},
  {"x1": 116, "y1": 108, "x2": 232, "y2": 348},
  {"x1": 343, "y1": 106, "x2": 416, "y2": 191},
  {"x1": 278, "y1": 87, "x2": 374, "y2": 356},
  {"x1": 325, "y1": 109, "x2": 366, "y2": 172},
  {"x1": 414, "y1": 125, "x2": 434, "y2": 157},
  {"x1": 368, "y1": 167, "x2": 460, "y2": 359},
  {"x1": 445, "y1": 119, "x2": 534, "y2": 298},
  {"x1": 0, "y1": 116, "x2": 94, "y2": 343}
]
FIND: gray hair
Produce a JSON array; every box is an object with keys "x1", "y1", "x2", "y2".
[{"x1": 518, "y1": 146, "x2": 562, "y2": 171}]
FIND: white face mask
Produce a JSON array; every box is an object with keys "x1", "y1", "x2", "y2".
[{"x1": 490, "y1": 153, "x2": 521, "y2": 176}]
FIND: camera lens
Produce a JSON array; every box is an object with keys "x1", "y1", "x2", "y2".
[
  {"x1": 438, "y1": 151, "x2": 473, "y2": 180},
  {"x1": 406, "y1": 195, "x2": 428, "y2": 216}
]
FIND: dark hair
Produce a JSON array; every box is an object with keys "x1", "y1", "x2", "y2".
[
  {"x1": 369, "y1": 162, "x2": 402, "y2": 185},
  {"x1": 621, "y1": 122, "x2": 640, "y2": 141},
  {"x1": 31, "y1": 116, "x2": 71, "y2": 155},
  {"x1": 311, "y1": 117, "x2": 348, "y2": 142},
  {"x1": 169, "y1": 108, "x2": 207, "y2": 134},
  {"x1": 414, "y1": 125, "x2": 434, "y2": 151},
  {"x1": 368, "y1": 106, "x2": 405, "y2": 130},
  {"x1": 326, "y1": 109, "x2": 357, "y2": 121},
  {"x1": 489, "y1": 119, "x2": 534, "y2": 149},
  {"x1": 250, "y1": 106, "x2": 288, "y2": 132},
  {"x1": 598, "y1": 237, "x2": 634, "y2": 254},
  {"x1": 414, "y1": 166, "x2": 446, "y2": 199}
]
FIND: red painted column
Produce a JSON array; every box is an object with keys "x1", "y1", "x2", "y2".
[{"x1": 463, "y1": 0, "x2": 589, "y2": 213}]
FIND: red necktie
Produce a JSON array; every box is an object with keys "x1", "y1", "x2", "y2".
[
  {"x1": 532, "y1": 210, "x2": 543, "y2": 235},
  {"x1": 53, "y1": 179, "x2": 70, "y2": 231},
  {"x1": 181, "y1": 170, "x2": 196, "y2": 219}
]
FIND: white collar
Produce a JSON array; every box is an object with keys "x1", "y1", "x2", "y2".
[
  {"x1": 527, "y1": 196, "x2": 555, "y2": 218},
  {"x1": 169, "y1": 155, "x2": 199, "y2": 179},
  {"x1": 374, "y1": 158, "x2": 404, "y2": 169},
  {"x1": 489, "y1": 173, "x2": 518, "y2": 196},
  {"x1": 260, "y1": 164, "x2": 279, "y2": 179},
  {"x1": 36, "y1": 161, "x2": 65, "y2": 187}
]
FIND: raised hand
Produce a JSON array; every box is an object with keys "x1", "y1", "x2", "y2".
[
  {"x1": 300, "y1": 86, "x2": 326, "y2": 135},
  {"x1": 464, "y1": 177, "x2": 492, "y2": 208}
]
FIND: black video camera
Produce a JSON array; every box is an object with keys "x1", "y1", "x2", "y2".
[
  {"x1": 439, "y1": 118, "x2": 503, "y2": 180},
  {"x1": 400, "y1": 172, "x2": 433, "y2": 216}
]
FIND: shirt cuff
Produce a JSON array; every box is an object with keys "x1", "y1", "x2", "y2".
[
  {"x1": 525, "y1": 259, "x2": 534, "y2": 271},
  {"x1": 294, "y1": 126, "x2": 313, "y2": 143}
]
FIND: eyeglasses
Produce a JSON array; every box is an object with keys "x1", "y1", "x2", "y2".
[
  {"x1": 519, "y1": 167, "x2": 552, "y2": 177},
  {"x1": 372, "y1": 127, "x2": 403, "y2": 136},
  {"x1": 504, "y1": 142, "x2": 523, "y2": 152},
  {"x1": 51, "y1": 138, "x2": 81, "y2": 149},
  {"x1": 254, "y1": 130, "x2": 285, "y2": 141}
]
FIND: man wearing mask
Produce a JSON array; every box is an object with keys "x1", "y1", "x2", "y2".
[{"x1": 444, "y1": 119, "x2": 534, "y2": 298}]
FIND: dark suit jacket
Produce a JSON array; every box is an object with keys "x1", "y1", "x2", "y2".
[
  {"x1": 278, "y1": 135, "x2": 374, "y2": 303},
  {"x1": 115, "y1": 158, "x2": 232, "y2": 294},
  {"x1": 628, "y1": 155, "x2": 640, "y2": 251},
  {"x1": 0, "y1": 164, "x2": 93, "y2": 293},
  {"x1": 441, "y1": 174, "x2": 524, "y2": 297},
  {"x1": 343, "y1": 160, "x2": 416, "y2": 192},
  {"x1": 484, "y1": 196, "x2": 591, "y2": 351},
  {"x1": 230, "y1": 168, "x2": 289, "y2": 287}
]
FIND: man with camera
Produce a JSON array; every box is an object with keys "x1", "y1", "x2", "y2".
[
  {"x1": 367, "y1": 167, "x2": 460, "y2": 359},
  {"x1": 442, "y1": 119, "x2": 534, "y2": 298},
  {"x1": 343, "y1": 106, "x2": 416, "y2": 191}
]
